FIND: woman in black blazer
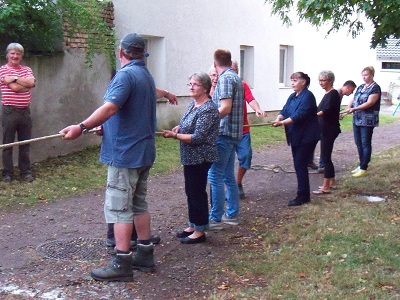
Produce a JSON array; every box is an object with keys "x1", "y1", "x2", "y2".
[{"x1": 272, "y1": 72, "x2": 320, "y2": 206}]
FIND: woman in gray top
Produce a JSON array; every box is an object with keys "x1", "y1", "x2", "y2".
[{"x1": 162, "y1": 72, "x2": 219, "y2": 244}]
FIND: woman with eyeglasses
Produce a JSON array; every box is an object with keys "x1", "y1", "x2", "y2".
[
  {"x1": 272, "y1": 72, "x2": 320, "y2": 206},
  {"x1": 312, "y1": 70, "x2": 341, "y2": 195},
  {"x1": 162, "y1": 72, "x2": 219, "y2": 244},
  {"x1": 345, "y1": 66, "x2": 381, "y2": 177}
]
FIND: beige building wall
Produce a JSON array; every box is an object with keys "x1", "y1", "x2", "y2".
[
  {"x1": 113, "y1": 0, "x2": 295, "y2": 114},
  {"x1": 0, "y1": 52, "x2": 111, "y2": 168},
  {"x1": 113, "y1": 0, "x2": 396, "y2": 112}
]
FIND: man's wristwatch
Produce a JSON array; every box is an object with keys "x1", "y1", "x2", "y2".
[
  {"x1": 12, "y1": 76, "x2": 18, "y2": 83},
  {"x1": 79, "y1": 123, "x2": 88, "y2": 134}
]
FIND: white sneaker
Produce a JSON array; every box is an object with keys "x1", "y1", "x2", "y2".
[
  {"x1": 351, "y1": 166, "x2": 360, "y2": 174},
  {"x1": 221, "y1": 213, "x2": 239, "y2": 226},
  {"x1": 352, "y1": 169, "x2": 367, "y2": 178}
]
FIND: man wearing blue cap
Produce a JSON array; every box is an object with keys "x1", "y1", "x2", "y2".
[{"x1": 60, "y1": 33, "x2": 158, "y2": 282}]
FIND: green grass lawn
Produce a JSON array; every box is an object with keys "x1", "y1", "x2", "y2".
[{"x1": 213, "y1": 144, "x2": 400, "y2": 300}]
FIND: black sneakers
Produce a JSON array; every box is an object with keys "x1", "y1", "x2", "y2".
[{"x1": 106, "y1": 234, "x2": 161, "y2": 249}]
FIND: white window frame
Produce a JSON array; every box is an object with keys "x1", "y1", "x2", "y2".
[
  {"x1": 239, "y1": 45, "x2": 254, "y2": 87},
  {"x1": 279, "y1": 45, "x2": 294, "y2": 87}
]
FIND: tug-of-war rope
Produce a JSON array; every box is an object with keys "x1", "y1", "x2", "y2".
[
  {"x1": 0, "y1": 118, "x2": 341, "y2": 175},
  {"x1": 250, "y1": 112, "x2": 351, "y2": 174},
  {"x1": 0, "y1": 122, "x2": 275, "y2": 150}
]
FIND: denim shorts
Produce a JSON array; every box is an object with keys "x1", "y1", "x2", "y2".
[
  {"x1": 235, "y1": 132, "x2": 252, "y2": 170},
  {"x1": 104, "y1": 165, "x2": 150, "y2": 223}
]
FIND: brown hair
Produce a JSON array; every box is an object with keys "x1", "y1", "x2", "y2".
[
  {"x1": 290, "y1": 72, "x2": 311, "y2": 87},
  {"x1": 343, "y1": 80, "x2": 356, "y2": 88},
  {"x1": 214, "y1": 49, "x2": 232, "y2": 67}
]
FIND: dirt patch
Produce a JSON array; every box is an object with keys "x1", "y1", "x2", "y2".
[{"x1": 1, "y1": 112, "x2": 399, "y2": 299}]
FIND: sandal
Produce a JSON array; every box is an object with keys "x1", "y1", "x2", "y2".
[
  {"x1": 319, "y1": 185, "x2": 336, "y2": 190},
  {"x1": 312, "y1": 189, "x2": 331, "y2": 195}
]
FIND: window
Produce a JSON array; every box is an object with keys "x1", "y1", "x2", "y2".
[
  {"x1": 239, "y1": 45, "x2": 254, "y2": 87},
  {"x1": 279, "y1": 45, "x2": 294, "y2": 87},
  {"x1": 279, "y1": 47, "x2": 287, "y2": 85},
  {"x1": 382, "y1": 62, "x2": 400, "y2": 70},
  {"x1": 142, "y1": 35, "x2": 166, "y2": 88}
]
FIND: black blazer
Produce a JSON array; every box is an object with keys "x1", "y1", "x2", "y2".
[{"x1": 280, "y1": 88, "x2": 320, "y2": 147}]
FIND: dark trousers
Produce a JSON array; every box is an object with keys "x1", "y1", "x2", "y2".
[
  {"x1": 107, "y1": 223, "x2": 137, "y2": 240},
  {"x1": 184, "y1": 161, "x2": 212, "y2": 230},
  {"x1": 320, "y1": 132, "x2": 339, "y2": 178},
  {"x1": 291, "y1": 141, "x2": 318, "y2": 202},
  {"x1": 2, "y1": 105, "x2": 32, "y2": 177},
  {"x1": 353, "y1": 125, "x2": 374, "y2": 170}
]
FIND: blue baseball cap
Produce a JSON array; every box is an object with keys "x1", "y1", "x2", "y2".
[{"x1": 120, "y1": 33, "x2": 145, "y2": 52}]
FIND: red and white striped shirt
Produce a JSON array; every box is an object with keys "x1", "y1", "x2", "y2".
[{"x1": 0, "y1": 64, "x2": 34, "y2": 108}]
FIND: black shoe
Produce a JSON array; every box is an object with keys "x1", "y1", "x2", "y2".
[
  {"x1": 150, "y1": 235, "x2": 161, "y2": 245},
  {"x1": 2, "y1": 175, "x2": 12, "y2": 183},
  {"x1": 288, "y1": 198, "x2": 304, "y2": 206},
  {"x1": 308, "y1": 162, "x2": 318, "y2": 170},
  {"x1": 21, "y1": 174, "x2": 34, "y2": 182},
  {"x1": 238, "y1": 184, "x2": 245, "y2": 199},
  {"x1": 180, "y1": 234, "x2": 206, "y2": 244},
  {"x1": 176, "y1": 230, "x2": 194, "y2": 238},
  {"x1": 106, "y1": 238, "x2": 137, "y2": 249},
  {"x1": 107, "y1": 234, "x2": 161, "y2": 248}
]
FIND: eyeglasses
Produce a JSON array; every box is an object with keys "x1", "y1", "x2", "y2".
[{"x1": 187, "y1": 83, "x2": 202, "y2": 88}]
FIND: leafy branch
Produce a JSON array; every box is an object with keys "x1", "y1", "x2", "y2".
[
  {"x1": 265, "y1": 0, "x2": 400, "y2": 48},
  {"x1": 0, "y1": 0, "x2": 116, "y2": 67}
]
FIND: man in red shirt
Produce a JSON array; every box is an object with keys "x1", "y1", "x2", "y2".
[
  {"x1": 231, "y1": 60, "x2": 265, "y2": 199},
  {"x1": 0, "y1": 43, "x2": 36, "y2": 182}
]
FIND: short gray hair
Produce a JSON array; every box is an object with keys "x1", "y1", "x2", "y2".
[
  {"x1": 6, "y1": 43, "x2": 24, "y2": 55},
  {"x1": 319, "y1": 70, "x2": 335, "y2": 84},
  {"x1": 208, "y1": 65, "x2": 216, "y2": 75},
  {"x1": 190, "y1": 72, "x2": 212, "y2": 96}
]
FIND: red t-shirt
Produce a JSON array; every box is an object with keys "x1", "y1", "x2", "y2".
[
  {"x1": 0, "y1": 64, "x2": 34, "y2": 108},
  {"x1": 242, "y1": 81, "x2": 255, "y2": 134}
]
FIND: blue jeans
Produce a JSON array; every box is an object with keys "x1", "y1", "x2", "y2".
[
  {"x1": 353, "y1": 124, "x2": 374, "y2": 170},
  {"x1": 208, "y1": 136, "x2": 240, "y2": 221},
  {"x1": 235, "y1": 132, "x2": 252, "y2": 170}
]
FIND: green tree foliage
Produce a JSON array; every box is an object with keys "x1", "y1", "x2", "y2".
[
  {"x1": 265, "y1": 0, "x2": 400, "y2": 48},
  {"x1": 0, "y1": 0, "x2": 115, "y2": 67},
  {"x1": 59, "y1": 0, "x2": 116, "y2": 67},
  {"x1": 0, "y1": 0, "x2": 62, "y2": 53}
]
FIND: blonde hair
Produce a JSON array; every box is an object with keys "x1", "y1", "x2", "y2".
[{"x1": 362, "y1": 66, "x2": 375, "y2": 76}]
